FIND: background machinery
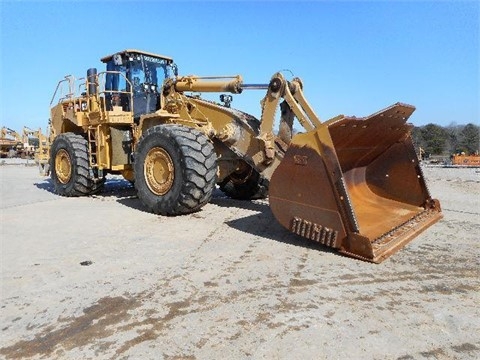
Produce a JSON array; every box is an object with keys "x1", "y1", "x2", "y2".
[
  {"x1": 22, "y1": 126, "x2": 51, "y2": 174},
  {"x1": 1, "y1": 127, "x2": 25, "y2": 158},
  {"x1": 22, "y1": 126, "x2": 40, "y2": 159},
  {"x1": 46, "y1": 49, "x2": 442, "y2": 263},
  {"x1": 451, "y1": 153, "x2": 480, "y2": 167},
  {"x1": 36, "y1": 127, "x2": 52, "y2": 175},
  {"x1": 0, "y1": 126, "x2": 40, "y2": 159}
]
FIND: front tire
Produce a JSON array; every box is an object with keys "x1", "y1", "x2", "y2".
[
  {"x1": 134, "y1": 125, "x2": 217, "y2": 215},
  {"x1": 50, "y1": 133, "x2": 104, "y2": 196}
]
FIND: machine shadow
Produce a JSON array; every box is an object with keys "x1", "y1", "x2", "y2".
[
  {"x1": 33, "y1": 179, "x2": 335, "y2": 255},
  {"x1": 104, "y1": 180, "x2": 148, "y2": 212},
  {"x1": 34, "y1": 177, "x2": 136, "y2": 198},
  {"x1": 34, "y1": 176, "x2": 149, "y2": 212},
  {"x1": 210, "y1": 191, "x2": 336, "y2": 254},
  {"x1": 209, "y1": 188, "x2": 268, "y2": 213},
  {"x1": 34, "y1": 178, "x2": 55, "y2": 193}
]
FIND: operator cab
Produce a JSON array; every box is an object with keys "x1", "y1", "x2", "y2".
[{"x1": 101, "y1": 49, "x2": 177, "y2": 120}]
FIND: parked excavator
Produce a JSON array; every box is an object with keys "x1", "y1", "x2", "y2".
[
  {"x1": 0, "y1": 127, "x2": 24, "y2": 158},
  {"x1": 46, "y1": 49, "x2": 442, "y2": 263}
]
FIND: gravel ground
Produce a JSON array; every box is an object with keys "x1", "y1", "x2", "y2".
[{"x1": 0, "y1": 160, "x2": 479, "y2": 360}]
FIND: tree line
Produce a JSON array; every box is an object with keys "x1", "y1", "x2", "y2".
[{"x1": 411, "y1": 123, "x2": 479, "y2": 156}]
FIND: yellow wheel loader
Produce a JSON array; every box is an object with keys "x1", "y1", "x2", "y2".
[{"x1": 47, "y1": 49, "x2": 442, "y2": 262}]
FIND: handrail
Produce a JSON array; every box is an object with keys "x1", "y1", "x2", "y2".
[
  {"x1": 96, "y1": 70, "x2": 133, "y2": 96},
  {"x1": 95, "y1": 71, "x2": 134, "y2": 113},
  {"x1": 49, "y1": 75, "x2": 75, "y2": 107}
]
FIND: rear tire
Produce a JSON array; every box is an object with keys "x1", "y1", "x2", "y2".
[
  {"x1": 219, "y1": 162, "x2": 268, "y2": 200},
  {"x1": 134, "y1": 125, "x2": 217, "y2": 215},
  {"x1": 50, "y1": 133, "x2": 104, "y2": 196}
]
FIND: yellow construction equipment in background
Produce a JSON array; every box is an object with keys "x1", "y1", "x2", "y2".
[
  {"x1": 1, "y1": 127, "x2": 25, "y2": 158},
  {"x1": 451, "y1": 153, "x2": 480, "y2": 167}
]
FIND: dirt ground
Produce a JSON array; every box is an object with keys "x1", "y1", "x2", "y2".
[{"x1": 0, "y1": 160, "x2": 479, "y2": 360}]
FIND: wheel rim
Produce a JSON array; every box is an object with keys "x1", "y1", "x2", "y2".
[
  {"x1": 144, "y1": 147, "x2": 174, "y2": 195},
  {"x1": 230, "y1": 163, "x2": 253, "y2": 185},
  {"x1": 55, "y1": 149, "x2": 72, "y2": 184}
]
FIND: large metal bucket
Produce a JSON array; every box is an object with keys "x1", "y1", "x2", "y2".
[{"x1": 269, "y1": 103, "x2": 442, "y2": 263}]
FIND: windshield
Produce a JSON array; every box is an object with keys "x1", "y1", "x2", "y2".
[
  {"x1": 105, "y1": 53, "x2": 175, "y2": 93},
  {"x1": 128, "y1": 55, "x2": 171, "y2": 90},
  {"x1": 104, "y1": 52, "x2": 175, "y2": 118}
]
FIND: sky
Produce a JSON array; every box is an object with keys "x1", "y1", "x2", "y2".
[{"x1": 0, "y1": 0, "x2": 478, "y2": 132}]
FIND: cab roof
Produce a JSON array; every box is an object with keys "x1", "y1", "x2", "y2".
[{"x1": 100, "y1": 49, "x2": 173, "y2": 63}]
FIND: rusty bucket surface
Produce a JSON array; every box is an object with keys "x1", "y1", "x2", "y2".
[{"x1": 269, "y1": 103, "x2": 442, "y2": 263}]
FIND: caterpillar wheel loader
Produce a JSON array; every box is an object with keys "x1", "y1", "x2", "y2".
[{"x1": 46, "y1": 49, "x2": 442, "y2": 263}]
